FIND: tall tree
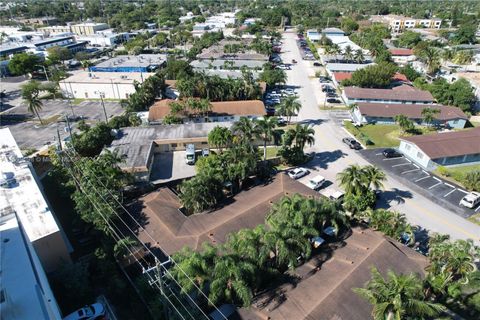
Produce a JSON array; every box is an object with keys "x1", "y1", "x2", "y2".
[
  {"x1": 8, "y1": 53, "x2": 42, "y2": 76},
  {"x1": 394, "y1": 114, "x2": 415, "y2": 133},
  {"x1": 287, "y1": 124, "x2": 315, "y2": 150},
  {"x1": 354, "y1": 49, "x2": 365, "y2": 64},
  {"x1": 21, "y1": 80, "x2": 44, "y2": 124},
  {"x1": 231, "y1": 116, "x2": 257, "y2": 144},
  {"x1": 354, "y1": 268, "x2": 445, "y2": 320},
  {"x1": 421, "y1": 107, "x2": 440, "y2": 127},
  {"x1": 343, "y1": 45, "x2": 354, "y2": 62},
  {"x1": 277, "y1": 96, "x2": 301, "y2": 124},
  {"x1": 208, "y1": 126, "x2": 233, "y2": 153},
  {"x1": 254, "y1": 117, "x2": 278, "y2": 161}
]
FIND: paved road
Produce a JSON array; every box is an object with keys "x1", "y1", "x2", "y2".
[{"x1": 280, "y1": 31, "x2": 480, "y2": 244}]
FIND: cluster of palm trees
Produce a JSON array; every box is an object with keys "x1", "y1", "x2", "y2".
[
  {"x1": 164, "y1": 98, "x2": 212, "y2": 124},
  {"x1": 324, "y1": 44, "x2": 365, "y2": 64},
  {"x1": 170, "y1": 194, "x2": 349, "y2": 307},
  {"x1": 356, "y1": 235, "x2": 480, "y2": 320},
  {"x1": 276, "y1": 96, "x2": 301, "y2": 124},
  {"x1": 126, "y1": 74, "x2": 165, "y2": 112},
  {"x1": 337, "y1": 164, "x2": 386, "y2": 214},
  {"x1": 358, "y1": 209, "x2": 414, "y2": 244},
  {"x1": 176, "y1": 70, "x2": 261, "y2": 101}
]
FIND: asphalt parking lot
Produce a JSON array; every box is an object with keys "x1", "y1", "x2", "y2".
[
  {"x1": 361, "y1": 149, "x2": 478, "y2": 218},
  {"x1": 1, "y1": 100, "x2": 123, "y2": 150}
]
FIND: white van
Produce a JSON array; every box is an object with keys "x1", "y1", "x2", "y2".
[
  {"x1": 322, "y1": 188, "x2": 345, "y2": 201},
  {"x1": 307, "y1": 175, "x2": 326, "y2": 190},
  {"x1": 185, "y1": 144, "x2": 195, "y2": 165}
]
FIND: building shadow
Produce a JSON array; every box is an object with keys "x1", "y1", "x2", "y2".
[{"x1": 307, "y1": 149, "x2": 348, "y2": 169}]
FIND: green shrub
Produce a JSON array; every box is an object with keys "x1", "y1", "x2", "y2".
[
  {"x1": 437, "y1": 166, "x2": 450, "y2": 177},
  {"x1": 463, "y1": 170, "x2": 480, "y2": 191}
]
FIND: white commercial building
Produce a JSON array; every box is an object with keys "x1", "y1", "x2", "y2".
[
  {"x1": 0, "y1": 128, "x2": 72, "y2": 273},
  {"x1": 60, "y1": 71, "x2": 155, "y2": 99},
  {"x1": 0, "y1": 213, "x2": 63, "y2": 319},
  {"x1": 371, "y1": 15, "x2": 442, "y2": 33}
]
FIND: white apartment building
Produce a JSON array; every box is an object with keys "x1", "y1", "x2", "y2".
[
  {"x1": 0, "y1": 128, "x2": 72, "y2": 273},
  {"x1": 60, "y1": 71, "x2": 155, "y2": 99}
]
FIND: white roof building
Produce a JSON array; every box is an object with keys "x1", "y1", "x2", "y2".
[
  {"x1": 0, "y1": 213, "x2": 63, "y2": 320},
  {"x1": 0, "y1": 128, "x2": 71, "y2": 273}
]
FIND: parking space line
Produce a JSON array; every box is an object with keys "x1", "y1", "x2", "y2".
[
  {"x1": 476, "y1": 206, "x2": 480, "y2": 213},
  {"x1": 428, "y1": 182, "x2": 442, "y2": 189},
  {"x1": 375, "y1": 152, "x2": 383, "y2": 156},
  {"x1": 405, "y1": 158, "x2": 412, "y2": 163},
  {"x1": 415, "y1": 176, "x2": 430, "y2": 182},
  {"x1": 457, "y1": 189, "x2": 469, "y2": 194},
  {"x1": 402, "y1": 168, "x2": 420, "y2": 174},
  {"x1": 432, "y1": 177, "x2": 442, "y2": 183},
  {"x1": 422, "y1": 170, "x2": 428, "y2": 175},
  {"x1": 412, "y1": 164, "x2": 419, "y2": 168},
  {"x1": 443, "y1": 189, "x2": 456, "y2": 198},
  {"x1": 444, "y1": 183, "x2": 455, "y2": 188},
  {"x1": 383, "y1": 157, "x2": 404, "y2": 161},
  {"x1": 392, "y1": 163, "x2": 411, "y2": 167}
]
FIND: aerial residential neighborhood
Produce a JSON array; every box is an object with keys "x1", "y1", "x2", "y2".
[{"x1": 1, "y1": 1, "x2": 480, "y2": 320}]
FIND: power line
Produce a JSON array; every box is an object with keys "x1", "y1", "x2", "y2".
[
  {"x1": 63, "y1": 155, "x2": 195, "y2": 320},
  {"x1": 63, "y1": 148, "x2": 229, "y2": 320},
  {"x1": 62, "y1": 149, "x2": 211, "y2": 320}
]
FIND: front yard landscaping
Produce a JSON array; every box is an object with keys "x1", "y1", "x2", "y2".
[
  {"x1": 344, "y1": 121, "x2": 432, "y2": 148},
  {"x1": 434, "y1": 164, "x2": 480, "y2": 191}
]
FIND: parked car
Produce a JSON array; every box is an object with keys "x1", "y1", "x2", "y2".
[
  {"x1": 63, "y1": 303, "x2": 105, "y2": 320},
  {"x1": 326, "y1": 92, "x2": 337, "y2": 98},
  {"x1": 313, "y1": 61, "x2": 322, "y2": 66},
  {"x1": 291, "y1": 59, "x2": 297, "y2": 64},
  {"x1": 322, "y1": 188, "x2": 345, "y2": 202},
  {"x1": 342, "y1": 137, "x2": 362, "y2": 150},
  {"x1": 202, "y1": 148, "x2": 210, "y2": 157},
  {"x1": 288, "y1": 167, "x2": 309, "y2": 179},
  {"x1": 382, "y1": 148, "x2": 402, "y2": 158},
  {"x1": 307, "y1": 175, "x2": 326, "y2": 190},
  {"x1": 318, "y1": 76, "x2": 330, "y2": 83},
  {"x1": 185, "y1": 144, "x2": 195, "y2": 165},
  {"x1": 459, "y1": 192, "x2": 480, "y2": 208},
  {"x1": 326, "y1": 98, "x2": 341, "y2": 103}
]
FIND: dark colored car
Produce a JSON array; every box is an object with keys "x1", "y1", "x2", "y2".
[
  {"x1": 342, "y1": 137, "x2": 362, "y2": 150},
  {"x1": 383, "y1": 148, "x2": 402, "y2": 158},
  {"x1": 326, "y1": 92, "x2": 337, "y2": 97},
  {"x1": 326, "y1": 98, "x2": 341, "y2": 103}
]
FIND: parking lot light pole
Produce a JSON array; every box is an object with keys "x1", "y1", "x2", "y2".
[{"x1": 99, "y1": 92, "x2": 108, "y2": 122}]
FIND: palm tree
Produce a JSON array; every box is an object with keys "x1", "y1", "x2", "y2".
[
  {"x1": 225, "y1": 225, "x2": 269, "y2": 266},
  {"x1": 262, "y1": 229, "x2": 311, "y2": 270},
  {"x1": 331, "y1": 43, "x2": 341, "y2": 62},
  {"x1": 254, "y1": 117, "x2": 278, "y2": 162},
  {"x1": 343, "y1": 45, "x2": 354, "y2": 63},
  {"x1": 287, "y1": 123, "x2": 315, "y2": 150},
  {"x1": 81, "y1": 60, "x2": 93, "y2": 71},
  {"x1": 394, "y1": 114, "x2": 414, "y2": 133},
  {"x1": 208, "y1": 126, "x2": 234, "y2": 153},
  {"x1": 418, "y1": 46, "x2": 441, "y2": 75},
  {"x1": 421, "y1": 107, "x2": 440, "y2": 127},
  {"x1": 362, "y1": 165, "x2": 386, "y2": 191},
  {"x1": 337, "y1": 164, "x2": 368, "y2": 195},
  {"x1": 354, "y1": 268, "x2": 445, "y2": 320},
  {"x1": 354, "y1": 49, "x2": 365, "y2": 64},
  {"x1": 22, "y1": 83, "x2": 44, "y2": 124},
  {"x1": 277, "y1": 96, "x2": 301, "y2": 124},
  {"x1": 170, "y1": 243, "x2": 217, "y2": 294},
  {"x1": 453, "y1": 50, "x2": 474, "y2": 65},
  {"x1": 209, "y1": 253, "x2": 255, "y2": 307},
  {"x1": 231, "y1": 116, "x2": 256, "y2": 144}
]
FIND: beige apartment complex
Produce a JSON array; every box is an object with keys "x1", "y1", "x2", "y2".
[
  {"x1": 40, "y1": 22, "x2": 109, "y2": 36},
  {"x1": 372, "y1": 15, "x2": 442, "y2": 32}
]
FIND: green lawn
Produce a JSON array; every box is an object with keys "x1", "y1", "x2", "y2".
[
  {"x1": 468, "y1": 213, "x2": 480, "y2": 226},
  {"x1": 434, "y1": 164, "x2": 480, "y2": 189},
  {"x1": 259, "y1": 146, "x2": 281, "y2": 159},
  {"x1": 344, "y1": 121, "x2": 402, "y2": 148}
]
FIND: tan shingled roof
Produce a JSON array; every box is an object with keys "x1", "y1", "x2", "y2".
[
  {"x1": 132, "y1": 174, "x2": 319, "y2": 255},
  {"x1": 148, "y1": 99, "x2": 266, "y2": 121},
  {"x1": 401, "y1": 127, "x2": 480, "y2": 159}
]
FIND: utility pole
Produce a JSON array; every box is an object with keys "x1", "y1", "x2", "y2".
[
  {"x1": 99, "y1": 92, "x2": 108, "y2": 122},
  {"x1": 56, "y1": 126, "x2": 62, "y2": 151},
  {"x1": 64, "y1": 114, "x2": 74, "y2": 146},
  {"x1": 143, "y1": 257, "x2": 171, "y2": 320}
]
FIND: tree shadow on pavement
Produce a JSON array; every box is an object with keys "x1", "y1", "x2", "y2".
[
  {"x1": 307, "y1": 149, "x2": 348, "y2": 170},
  {"x1": 376, "y1": 188, "x2": 413, "y2": 209}
]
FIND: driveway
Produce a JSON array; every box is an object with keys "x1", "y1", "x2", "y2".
[
  {"x1": 280, "y1": 30, "x2": 480, "y2": 243},
  {"x1": 361, "y1": 149, "x2": 478, "y2": 218},
  {"x1": 150, "y1": 151, "x2": 197, "y2": 184}
]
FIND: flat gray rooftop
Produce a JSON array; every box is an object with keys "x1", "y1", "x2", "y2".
[{"x1": 94, "y1": 54, "x2": 167, "y2": 68}]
